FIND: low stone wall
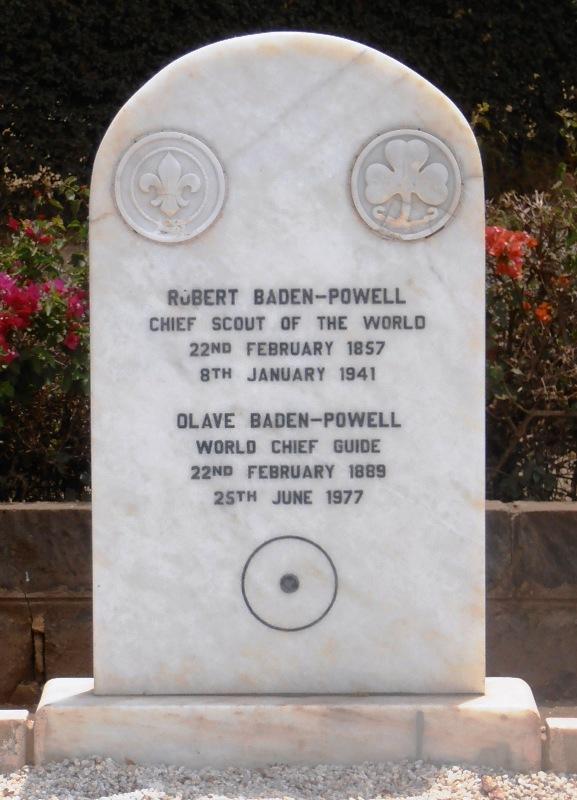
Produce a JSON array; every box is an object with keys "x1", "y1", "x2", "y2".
[
  {"x1": 0, "y1": 504, "x2": 92, "y2": 706},
  {"x1": 486, "y1": 501, "x2": 577, "y2": 702},
  {"x1": 1, "y1": 501, "x2": 576, "y2": 705}
]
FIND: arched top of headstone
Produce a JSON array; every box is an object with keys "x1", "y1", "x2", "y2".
[{"x1": 91, "y1": 32, "x2": 482, "y2": 247}]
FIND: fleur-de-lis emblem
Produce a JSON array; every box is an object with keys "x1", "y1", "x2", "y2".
[
  {"x1": 139, "y1": 152, "x2": 201, "y2": 217},
  {"x1": 364, "y1": 139, "x2": 449, "y2": 230}
]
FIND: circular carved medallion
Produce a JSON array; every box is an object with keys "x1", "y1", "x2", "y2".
[
  {"x1": 114, "y1": 131, "x2": 225, "y2": 243},
  {"x1": 241, "y1": 536, "x2": 338, "y2": 632},
  {"x1": 351, "y1": 130, "x2": 462, "y2": 240}
]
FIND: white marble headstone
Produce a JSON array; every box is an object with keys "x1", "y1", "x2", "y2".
[{"x1": 90, "y1": 32, "x2": 485, "y2": 695}]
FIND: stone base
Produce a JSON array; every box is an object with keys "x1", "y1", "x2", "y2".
[
  {"x1": 0, "y1": 710, "x2": 29, "y2": 773},
  {"x1": 34, "y1": 678, "x2": 542, "y2": 771},
  {"x1": 545, "y1": 717, "x2": 577, "y2": 772}
]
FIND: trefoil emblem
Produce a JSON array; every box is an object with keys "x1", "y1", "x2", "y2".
[{"x1": 365, "y1": 139, "x2": 448, "y2": 230}]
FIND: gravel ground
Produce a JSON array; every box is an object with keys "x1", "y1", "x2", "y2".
[{"x1": 2, "y1": 758, "x2": 577, "y2": 800}]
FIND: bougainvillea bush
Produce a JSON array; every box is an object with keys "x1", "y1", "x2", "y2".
[
  {"x1": 0, "y1": 174, "x2": 90, "y2": 500},
  {"x1": 486, "y1": 172, "x2": 577, "y2": 500}
]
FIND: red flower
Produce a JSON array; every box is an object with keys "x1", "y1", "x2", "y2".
[
  {"x1": 486, "y1": 226, "x2": 507, "y2": 258},
  {"x1": 1, "y1": 270, "x2": 87, "y2": 362},
  {"x1": 0, "y1": 331, "x2": 18, "y2": 364},
  {"x1": 486, "y1": 226, "x2": 538, "y2": 281},
  {"x1": 6, "y1": 217, "x2": 20, "y2": 232},
  {"x1": 534, "y1": 302, "x2": 552, "y2": 324},
  {"x1": 5, "y1": 313, "x2": 26, "y2": 329},
  {"x1": 495, "y1": 258, "x2": 523, "y2": 280},
  {"x1": 22, "y1": 225, "x2": 53, "y2": 244},
  {"x1": 63, "y1": 330, "x2": 80, "y2": 351},
  {"x1": 0, "y1": 347, "x2": 18, "y2": 365},
  {"x1": 0, "y1": 275, "x2": 41, "y2": 327}
]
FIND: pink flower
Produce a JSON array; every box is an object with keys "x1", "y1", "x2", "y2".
[
  {"x1": 63, "y1": 330, "x2": 80, "y2": 351},
  {"x1": 66, "y1": 290, "x2": 87, "y2": 319},
  {"x1": 49, "y1": 278, "x2": 66, "y2": 294},
  {"x1": 0, "y1": 273, "x2": 17, "y2": 296}
]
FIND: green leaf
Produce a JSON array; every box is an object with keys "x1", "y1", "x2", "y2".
[{"x1": 0, "y1": 381, "x2": 15, "y2": 399}]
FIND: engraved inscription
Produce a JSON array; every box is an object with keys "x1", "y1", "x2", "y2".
[
  {"x1": 115, "y1": 131, "x2": 225, "y2": 243},
  {"x1": 351, "y1": 130, "x2": 461, "y2": 240}
]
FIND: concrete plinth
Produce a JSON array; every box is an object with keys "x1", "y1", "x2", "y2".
[
  {"x1": 34, "y1": 678, "x2": 542, "y2": 771},
  {"x1": 545, "y1": 718, "x2": 577, "y2": 772},
  {"x1": 0, "y1": 710, "x2": 29, "y2": 773}
]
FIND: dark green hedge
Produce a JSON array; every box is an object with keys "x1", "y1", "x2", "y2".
[{"x1": 1, "y1": 0, "x2": 576, "y2": 195}]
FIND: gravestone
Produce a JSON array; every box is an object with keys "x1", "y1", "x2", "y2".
[
  {"x1": 90, "y1": 30, "x2": 485, "y2": 695},
  {"x1": 35, "y1": 32, "x2": 541, "y2": 770}
]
